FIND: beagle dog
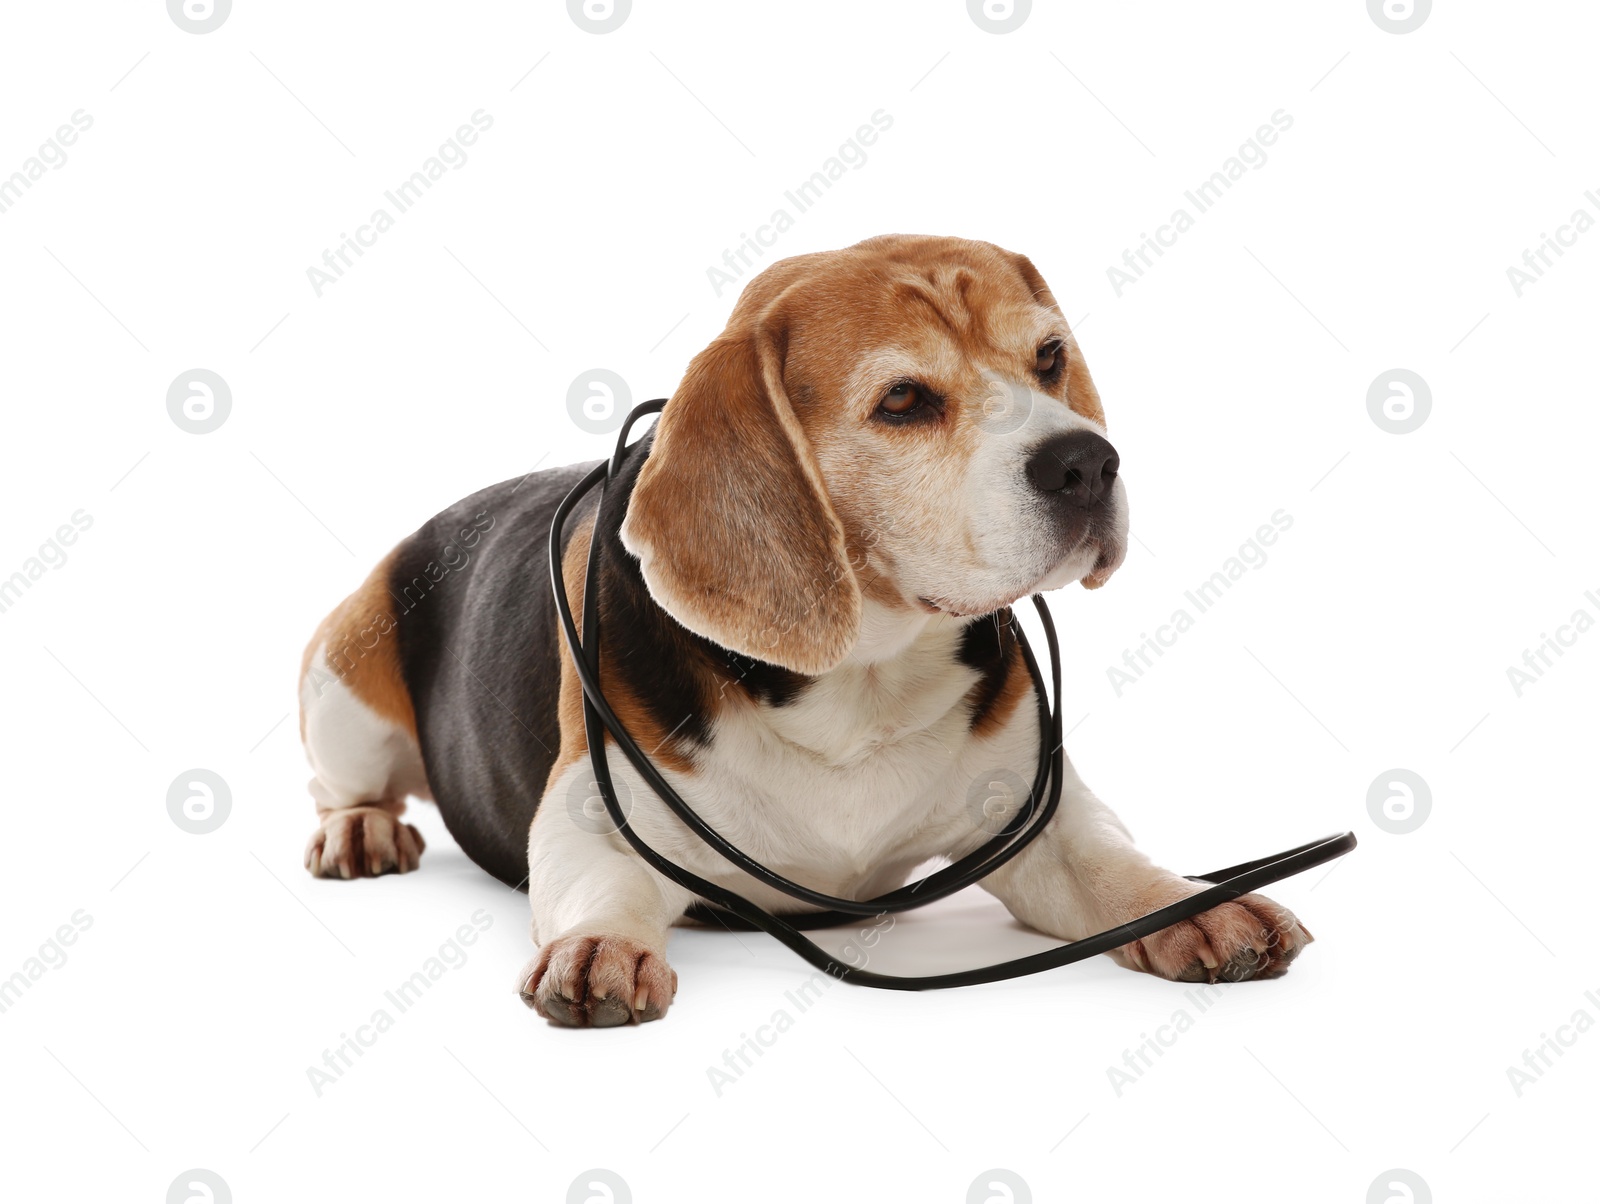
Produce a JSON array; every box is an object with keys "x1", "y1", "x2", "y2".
[{"x1": 297, "y1": 234, "x2": 1312, "y2": 1026}]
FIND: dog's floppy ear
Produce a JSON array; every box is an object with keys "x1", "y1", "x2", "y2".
[{"x1": 619, "y1": 329, "x2": 861, "y2": 676}]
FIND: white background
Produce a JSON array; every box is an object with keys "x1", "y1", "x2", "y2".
[{"x1": 1, "y1": 1, "x2": 1595, "y2": 1201}]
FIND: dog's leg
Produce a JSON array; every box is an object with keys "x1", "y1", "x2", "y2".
[
  {"x1": 297, "y1": 551, "x2": 431, "y2": 879},
  {"x1": 978, "y1": 760, "x2": 1312, "y2": 982},
  {"x1": 298, "y1": 643, "x2": 428, "y2": 879},
  {"x1": 518, "y1": 761, "x2": 690, "y2": 1026}
]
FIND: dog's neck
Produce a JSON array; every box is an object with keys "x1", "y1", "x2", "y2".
[
  {"x1": 850, "y1": 595, "x2": 943, "y2": 663},
  {"x1": 732, "y1": 599, "x2": 992, "y2": 767}
]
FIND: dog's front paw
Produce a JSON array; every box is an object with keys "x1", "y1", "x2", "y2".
[
  {"x1": 304, "y1": 805, "x2": 425, "y2": 878},
  {"x1": 1115, "y1": 885, "x2": 1312, "y2": 984},
  {"x1": 518, "y1": 934, "x2": 677, "y2": 1027}
]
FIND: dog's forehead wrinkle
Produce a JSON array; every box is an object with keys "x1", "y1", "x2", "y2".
[
  {"x1": 891, "y1": 280, "x2": 969, "y2": 343},
  {"x1": 770, "y1": 261, "x2": 1067, "y2": 405}
]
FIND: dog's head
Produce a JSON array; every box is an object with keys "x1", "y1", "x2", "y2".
[{"x1": 620, "y1": 234, "x2": 1128, "y2": 675}]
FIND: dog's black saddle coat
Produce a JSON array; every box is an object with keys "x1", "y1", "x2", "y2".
[{"x1": 390, "y1": 455, "x2": 603, "y2": 888}]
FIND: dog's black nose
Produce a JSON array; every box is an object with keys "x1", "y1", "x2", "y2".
[{"x1": 1025, "y1": 431, "x2": 1119, "y2": 503}]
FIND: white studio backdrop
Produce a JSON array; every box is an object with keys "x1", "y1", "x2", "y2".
[{"x1": 1, "y1": 1, "x2": 1595, "y2": 1201}]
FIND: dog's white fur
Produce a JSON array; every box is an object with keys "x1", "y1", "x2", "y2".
[
  {"x1": 300, "y1": 646, "x2": 428, "y2": 812},
  {"x1": 528, "y1": 596, "x2": 1158, "y2": 960}
]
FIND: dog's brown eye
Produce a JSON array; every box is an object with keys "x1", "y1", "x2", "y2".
[
  {"x1": 879, "y1": 383, "x2": 923, "y2": 416},
  {"x1": 1036, "y1": 341, "x2": 1064, "y2": 375}
]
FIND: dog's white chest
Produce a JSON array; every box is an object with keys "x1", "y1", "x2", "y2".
[{"x1": 648, "y1": 629, "x2": 1039, "y2": 904}]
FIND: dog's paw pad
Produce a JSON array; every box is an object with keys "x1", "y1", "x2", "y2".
[
  {"x1": 518, "y1": 934, "x2": 677, "y2": 1027},
  {"x1": 1121, "y1": 888, "x2": 1311, "y2": 984}
]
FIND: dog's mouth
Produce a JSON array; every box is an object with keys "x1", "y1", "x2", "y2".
[
  {"x1": 917, "y1": 535, "x2": 1123, "y2": 618},
  {"x1": 916, "y1": 579, "x2": 1063, "y2": 619},
  {"x1": 917, "y1": 595, "x2": 989, "y2": 619},
  {"x1": 1079, "y1": 538, "x2": 1126, "y2": 591}
]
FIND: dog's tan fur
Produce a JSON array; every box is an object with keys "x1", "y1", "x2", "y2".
[{"x1": 298, "y1": 548, "x2": 414, "y2": 743}]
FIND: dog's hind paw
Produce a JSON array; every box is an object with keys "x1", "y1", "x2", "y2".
[{"x1": 304, "y1": 804, "x2": 425, "y2": 879}]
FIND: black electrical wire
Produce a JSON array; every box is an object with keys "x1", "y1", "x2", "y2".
[{"x1": 548, "y1": 398, "x2": 1356, "y2": 989}]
